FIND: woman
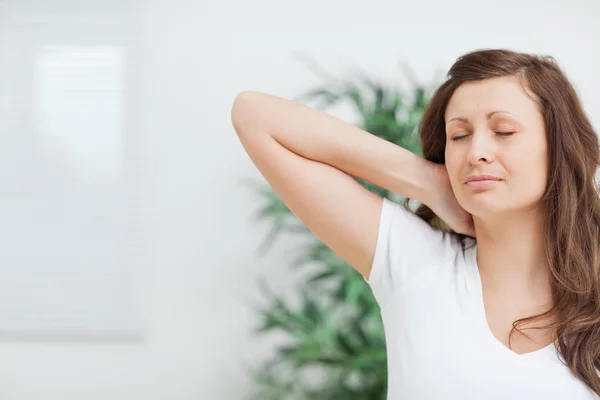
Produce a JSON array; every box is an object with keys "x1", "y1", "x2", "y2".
[{"x1": 230, "y1": 48, "x2": 600, "y2": 399}]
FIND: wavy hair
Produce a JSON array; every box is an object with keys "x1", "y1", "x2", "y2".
[{"x1": 405, "y1": 48, "x2": 600, "y2": 394}]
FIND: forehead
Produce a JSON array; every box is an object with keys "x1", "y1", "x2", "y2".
[{"x1": 445, "y1": 76, "x2": 541, "y2": 121}]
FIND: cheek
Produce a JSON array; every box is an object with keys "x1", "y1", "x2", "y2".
[
  {"x1": 510, "y1": 134, "x2": 547, "y2": 169},
  {"x1": 444, "y1": 145, "x2": 456, "y2": 168},
  {"x1": 504, "y1": 148, "x2": 548, "y2": 193},
  {"x1": 444, "y1": 148, "x2": 463, "y2": 176},
  {"x1": 444, "y1": 156, "x2": 464, "y2": 193}
]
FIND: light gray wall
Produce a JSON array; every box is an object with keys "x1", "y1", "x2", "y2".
[{"x1": 0, "y1": 0, "x2": 598, "y2": 398}]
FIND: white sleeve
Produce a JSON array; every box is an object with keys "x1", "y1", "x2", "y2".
[{"x1": 365, "y1": 197, "x2": 455, "y2": 309}]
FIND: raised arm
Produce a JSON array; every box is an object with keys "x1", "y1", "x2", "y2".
[{"x1": 231, "y1": 90, "x2": 437, "y2": 278}]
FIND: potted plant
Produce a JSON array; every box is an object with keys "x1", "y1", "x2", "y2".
[{"x1": 244, "y1": 59, "x2": 438, "y2": 400}]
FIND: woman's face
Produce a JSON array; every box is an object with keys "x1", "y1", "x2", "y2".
[{"x1": 444, "y1": 76, "x2": 548, "y2": 216}]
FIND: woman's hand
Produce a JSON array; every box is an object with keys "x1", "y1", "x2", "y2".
[{"x1": 428, "y1": 163, "x2": 476, "y2": 238}]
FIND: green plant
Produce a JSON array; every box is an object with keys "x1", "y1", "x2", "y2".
[{"x1": 243, "y1": 61, "x2": 437, "y2": 400}]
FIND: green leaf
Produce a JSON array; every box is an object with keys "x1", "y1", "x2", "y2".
[
  {"x1": 247, "y1": 61, "x2": 438, "y2": 399},
  {"x1": 335, "y1": 331, "x2": 357, "y2": 356},
  {"x1": 307, "y1": 270, "x2": 339, "y2": 284}
]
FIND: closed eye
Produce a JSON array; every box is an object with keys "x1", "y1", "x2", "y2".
[{"x1": 451, "y1": 132, "x2": 514, "y2": 141}]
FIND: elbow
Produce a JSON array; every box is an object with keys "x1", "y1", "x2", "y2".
[
  {"x1": 231, "y1": 90, "x2": 268, "y2": 136},
  {"x1": 231, "y1": 91, "x2": 261, "y2": 136},
  {"x1": 231, "y1": 90, "x2": 257, "y2": 113}
]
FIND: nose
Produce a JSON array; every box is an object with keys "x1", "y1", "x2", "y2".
[{"x1": 466, "y1": 132, "x2": 496, "y2": 166}]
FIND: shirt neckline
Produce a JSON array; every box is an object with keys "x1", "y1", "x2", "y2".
[{"x1": 465, "y1": 241, "x2": 557, "y2": 360}]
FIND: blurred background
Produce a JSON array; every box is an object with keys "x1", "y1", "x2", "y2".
[{"x1": 0, "y1": 0, "x2": 599, "y2": 399}]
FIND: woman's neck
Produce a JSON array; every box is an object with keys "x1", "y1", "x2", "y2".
[{"x1": 473, "y1": 209, "x2": 551, "y2": 300}]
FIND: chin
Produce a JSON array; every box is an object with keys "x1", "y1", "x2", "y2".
[{"x1": 461, "y1": 194, "x2": 503, "y2": 215}]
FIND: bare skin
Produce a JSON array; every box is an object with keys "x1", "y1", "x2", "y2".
[
  {"x1": 444, "y1": 76, "x2": 554, "y2": 355},
  {"x1": 231, "y1": 90, "x2": 473, "y2": 278},
  {"x1": 231, "y1": 78, "x2": 553, "y2": 355}
]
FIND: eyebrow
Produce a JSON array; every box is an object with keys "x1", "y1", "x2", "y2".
[{"x1": 446, "y1": 111, "x2": 519, "y2": 124}]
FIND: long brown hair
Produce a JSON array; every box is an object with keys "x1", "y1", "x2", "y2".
[{"x1": 406, "y1": 48, "x2": 600, "y2": 393}]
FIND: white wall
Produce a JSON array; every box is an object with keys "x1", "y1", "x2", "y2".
[{"x1": 0, "y1": 0, "x2": 598, "y2": 399}]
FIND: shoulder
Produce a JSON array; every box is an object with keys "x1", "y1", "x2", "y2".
[{"x1": 367, "y1": 198, "x2": 471, "y2": 307}]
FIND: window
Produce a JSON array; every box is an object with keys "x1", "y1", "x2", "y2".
[{"x1": 0, "y1": 3, "x2": 145, "y2": 339}]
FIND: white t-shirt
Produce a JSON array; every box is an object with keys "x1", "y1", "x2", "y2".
[{"x1": 366, "y1": 198, "x2": 599, "y2": 399}]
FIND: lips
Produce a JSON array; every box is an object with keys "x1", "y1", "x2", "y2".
[{"x1": 465, "y1": 174, "x2": 502, "y2": 183}]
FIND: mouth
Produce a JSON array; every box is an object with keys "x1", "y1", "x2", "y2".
[
  {"x1": 465, "y1": 179, "x2": 501, "y2": 188},
  {"x1": 465, "y1": 173, "x2": 501, "y2": 181}
]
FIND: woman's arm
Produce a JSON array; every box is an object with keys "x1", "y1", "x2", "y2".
[{"x1": 231, "y1": 90, "x2": 437, "y2": 278}]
